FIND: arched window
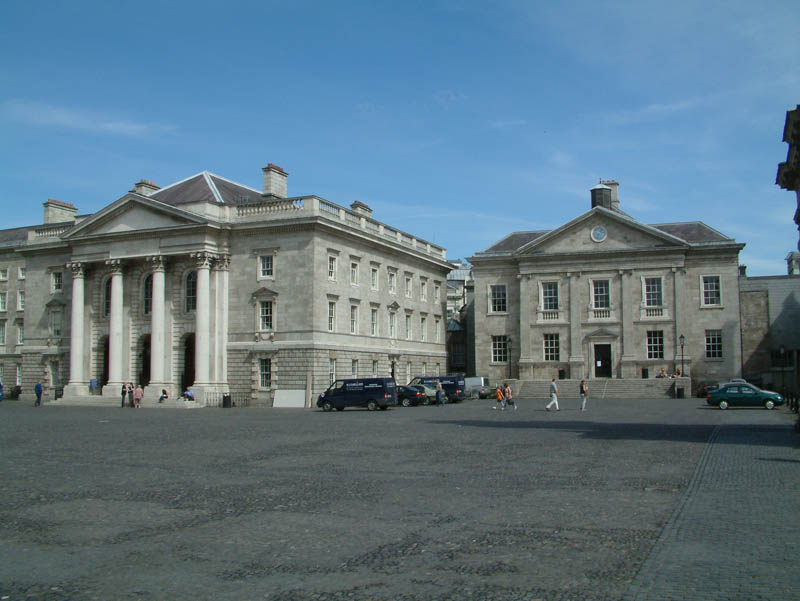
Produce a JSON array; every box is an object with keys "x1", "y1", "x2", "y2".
[
  {"x1": 143, "y1": 274, "x2": 153, "y2": 315},
  {"x1": 185, "y1": 271, "x2": 197, "y2": 312},
  {"x1": 103, "y1": 278, "x2": 112, "y2": 317}
]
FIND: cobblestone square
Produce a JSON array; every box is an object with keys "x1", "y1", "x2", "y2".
[{"x1": 1, "y1": 398, "x2": 798, "y2": 601}]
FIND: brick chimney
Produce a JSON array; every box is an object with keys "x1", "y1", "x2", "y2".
[
  {"x1": 262, "y1": 163, "x2": 288, "y2": 198},
  {"x1": 350, "y1": 200, "x2": 372, "y2": 217},
  {"x1": 787, "y1": 252, "x2": 800, "y2": 275},
  {"x1": 131, "y1": 179, "x2": 160, "y2": 196},
  {"x1": 43, "y1": 199, "x2": 77, "y2": 224},
  {"x1": 601, "y1": 180, "x2": 620, "y2": 212}
]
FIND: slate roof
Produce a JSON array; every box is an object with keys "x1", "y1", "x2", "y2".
[
  {"x1": 150, "y1": 172, "x2": 263, "y2": 207},
  {"x1": 0, "y1": 226, "x2": 31, "y2": 248},
  {"x1": 483, "y1": 231, "x2": 549, "y2": 253}
]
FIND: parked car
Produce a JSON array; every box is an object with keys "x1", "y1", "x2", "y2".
[
  {"x1": 406, "y1": 384, "x2": 436, "y2": 405},
  {"x1": 408, "y1": 376, "x2": 466, "y2": 403},
  {"x1": 464, "y1": 376, "x2": 491, "y2": 399},
  {"x1": 397, "y1": 385, "x2": 425, "y2": 407},
  {"x1": 706, "y1": 383, "x2": 784, "y2": 410},
  {"x1": 317, "y1": 377, "x2": 397, "y2": 411}
]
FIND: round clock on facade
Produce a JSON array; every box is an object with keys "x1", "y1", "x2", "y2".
[{"x1": 591, "y1": 226, "x2": 607, "y2": 242}]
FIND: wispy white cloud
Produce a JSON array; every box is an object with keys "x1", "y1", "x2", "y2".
[{"x1": 1, "y1": 99, "x2": 177, "y2": 137}]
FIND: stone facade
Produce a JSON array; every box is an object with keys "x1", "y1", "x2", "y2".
[
  {"x1": 0, "y1": 166, "x2": 449, "y2": 406},
  {"x1": 469, "y1": 182, "x2": 744, "y2": 386}
]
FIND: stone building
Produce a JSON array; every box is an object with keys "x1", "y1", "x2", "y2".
[
  {"x1": 777, "y1": 104, "x2": 800, "y2": 251},
  {"x1": 0, "y1": 165, "x2": 450, "y2": 406},
  {"x1": 469, "y1": 181, "x2": 744, "y2": 385},
  {"x1": 739, "y1": 258, "x2": 800, "y2": 395}
]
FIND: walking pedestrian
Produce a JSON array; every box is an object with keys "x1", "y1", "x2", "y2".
[
  {"x1": 133, "y1": 385, "x2": 144, "y2": 408},
  {"x1": 34, "y1": 380, "x2": 43, "y2": 407},
  {"x1": 503, "y1": 382, "x2": 516, "y2": 411},
  {"x1": 580, "y1": 379, "x2": 588, "y2": 411},
  {"x1": 493, "y1": 385, "x2": 504, "y2": 410},
  {"x1": 120, "y1": 382, "x2": 127, "y2": 408},
  {"x1": 435, "y1": 379, "x2": 444, "y2": 405},
  {"x1": 546, "y1": 378, "x2": 559, "y2": 411}
]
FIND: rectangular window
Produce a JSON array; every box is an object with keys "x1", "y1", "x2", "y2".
[
  {"x1": 492, "y1": 335, "x2": 509, "y2": 363},
  {"x1": 405, "y1": 276, "x2": 412, "y2": 298},
  {"x1": 542, "y1": 282, "x2": 559, "y2": 310},
  {"x1": 420, "y1": 281, "x2": 427, "y2": 301},
  {"x1": 435, "y1": 318, "x2": 441, "y2": 343},
  {"x1": 372, "y1": 360, "x2": 378, "y2": 377},
  {"x1": 350, "y1": 262, "x2": 359, "y2": 285},
  {"x1": 406, "y1": 362, "x2": 412, "y2": 384},
  {"x1": 371, "y1": 308, "x2": 378, "y2": 336},
  {"x1": 259, "y1": 358, "x2": 272, "y2": 388},
  {"x1": 422, "y1": 361, "x2": 427, "y2": 375},
  {"x1": 259, "y1": 301, "x2": 273, "y2": 330},
  {"x1": 17, "y1": 324, "x2": 23, "y2": 345},
  {"x1": 327, "y1": 301, "x2": 336, "y2": 332},
  {"x1": 17, "y1": 291, "x2": 24, "y2": 311},
  {"x1": 0, "y1": 364, "x2": 3, "y2": 382},
  {"x1": 0, "y1": 322, "x2": 5, "y2": 344},
  {"x1": 52, "y1": 271, "x2": 63, "y2": 292},
  {"x1": 329, "y1": 359, "x2": 336, "y2": 385},
  {"x1": 16, "y1": 365, "x2": 22, "y2": 385},
  {"x1": 18, "y1": 267, "x2": 26, "y2": 280},
  {"x1": 50, "y1": 312, "x2": 62, "y2": 337},
  {"x1": 705, "y1": 329, "x2": 723, "y2": 358},
  {"x1": 644, "y1": 277, "x2": 662, "y2": 307},
  {"x1": 593, "y1": 280, "x2": 610, "y2": 309},
  {"x1": 328, "y1": 256, "x2": 337, "y2": 281},
  {"x1": 371, "y1": 267, "x2": 379, "y2": 290},
  {"x1": 434, "y1": 284, "x2": 441, "y2": 302},
  {"x1": 388, "y1": 271, "x2": 397, "y2": 294},
  {"x1": 0, "y1": 268, "x2": 7, "y2": 281},
  {"x1": 702, "y1": 275, "x2": 721, "y2": 306},
  {"x1": 350, "y1": 305, "x2": 358, "y2": 334},
  {"x1": 351, "y1": 359, "x2": 358, "y2": 377},
  {"x1": 647, "y1": 330, "x2": 664, "y2": 359},
  {"x1": 490, "y1": 285, "x2": 507, "y2": 312},
  {"x1": 544, "y1": 333, "x2": 560, "y2": 361},
  {"x1": 0, "y1": 292, "x2": 6, "y2": 312},
  {"x1": 420, "y1": 317, "x2": 426, "y2": 341},
  {"x1": 405, "y1": 314, "x2": 412, "y2": 339},
  {"x1": 389, "y1": 312, "x2": 396, "y2": 338},
  {"x1": 259, "y1": 255, "x2": 274, "y2": 278}
]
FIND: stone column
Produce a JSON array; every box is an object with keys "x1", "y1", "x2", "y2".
[
  {"x1": 568, "y1": 272, "x2": 584, "y2": 379},
  {"x1": 672, "y1": 266, "x2": 690, "y2": 376},
  {"x1": 517, "y1": 273, "x2": 533, "y2": 378},
  {"x1": 64, "y1": 262, "x2": 87, "y2": 396},
  {"x1": 193, "y1": 252, "x2": 213, "y2": 390},
  {"x1": 104, "y1": 260, "x2": 125, "y2": 394},
  {"x1": 148, "y1": 256, "x2": 167, "y2": 396},
  {"x1": 619, "y1": 269, "x2": 636, "y2": 378},
  {"x1": 216, "y1": 255, "x2": 230, "y2": 384}
]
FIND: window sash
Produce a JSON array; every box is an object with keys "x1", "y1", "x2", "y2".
[
  {"x1": 492, "y1": 335, "x2": 509, "y2": 362},
  {"x1": 542, "y1": 282, "x2": 559, "y2": 310},
  {"x1": 328, "y1": 256, "x2": 337, "y2": 280},
  {"x1": 350, "y1": 306, "x2": 358, "y2": 334},
  {"x1": 388, "y1": 272, "x2": 396, "y2": 293},
  {"x1": 350, "y1": 262, "x2": 359, "y2": 284},
  {"x1": 593, "y1": 280, "x2": 610, "y2": 309},
  {"x1": 420, "y1": 317, "x2": 426, "y2": 341},
  {"x1": 185, "y1": 272, "x2": 197, "y2": 312},
  {"x1": 260, "y1": 301, "x2": 273, "y2": 330},
  {"x1": 702, "y1": 276, "x2": 721, "y2": 306},
  {"x1": 490, "y1": 285, "x2": 507, "y2": 312},
  {"x1": 644, "y1": 278, "x2": 662, "y2": 307},
  {"x1": 544, "y1": 334, "x2": 560, "y2": 361},
  {"x1": 371, "y1": 268, "x2": 378, "y2": 290},
  {"x1": 260, "y1": 255, "x2": 274, "y2": 278},
  {"x1": 327, "y1": 302, "x2": 335, "y2": 332},
  {"x1": 705, "y1": 329, "x2": 723, "y2": 358},
  {"x1": 259, "y1": 358, "x2": 272, "y2": 388},
  {"x1": 647, "y1": 330, "x2": 664, "y2": 359},
  {"x1": 143, "y1": 275, "x2": 153, "y2": 315},
  {"x1": 370, "y1": 308, "x2": 378, "y2": 336}
]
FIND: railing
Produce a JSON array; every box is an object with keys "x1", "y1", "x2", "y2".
[
  {"x1": 539, "y1": 310, "x2": 559, "y2": 321},
  {"x1": 32, "y1": 225, "x2": 70, "y2": 240},
  {"x1": 204, "y1": 391, "x2": 252, "y2": 408},
  {"x1": 236, "y1": 198, "x2": 304, "y2": 217},
  {"x1": 319, "y1": 200, "x2": 341, "y2": 217},
  {"x1": 592, "y1": 308, "x2": 611, "y2": 319},
  {"x1": 645, "y1": 307, "x2": 663, "y2": 317}
]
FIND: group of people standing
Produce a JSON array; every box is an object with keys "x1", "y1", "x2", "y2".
[
  {"x1": 491, "y1": 378, "x2": 590, "y2": 412},
  {"x1": 120, "y1": 382, "x2": 144, "y2": 408}
]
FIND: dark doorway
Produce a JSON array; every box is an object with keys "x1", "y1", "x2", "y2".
[
  {"x1": 594, "y1": 344, "x2": 612, "y2": 378},
  {"x1": 138, "y1": 335, "x2": 151, "y2": 387},
  {"x1": 391, "y1": 361, "x2": 396, "y2": 379},
  {"x1": 101, "y1": 337, "x2": 109, "y2": 386},
  {"x1": 181, "y1": 334, "x2": 195, "y2": 393}
]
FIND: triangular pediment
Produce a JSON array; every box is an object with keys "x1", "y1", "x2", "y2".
[
  {"x1": 62, "y1": 194, "x2": 208, "y2": 240},
  {"x1": 516, "y1": 207, "x2": 687, "y2": 256},
  {"x1": 251, "y1": 287, "x2": 278, "y2": 301},
  {"x1": 387, "y1": 300, "x2": 401, "y2": 311},
  {"x1": 584, "y1": 328, "x2": 619, "y2": 340}
]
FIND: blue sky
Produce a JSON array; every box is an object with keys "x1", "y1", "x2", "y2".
[{"x1": 1, "y1": 1, "x2": 798, "y2": 275}]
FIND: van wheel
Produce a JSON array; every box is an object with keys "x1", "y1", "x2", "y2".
[
  {"x1": 401, "y1": 398, "x2": 411, "y2": 407},
  {"x1": 367, "y1": 400, "x2": 378, "y2": 411},
  {"x1": 322, "y1": 401, "x2": 333, "y2": 412},
  {"x1": 423, "y1": 397, "x2": 431, "y2": 406}
]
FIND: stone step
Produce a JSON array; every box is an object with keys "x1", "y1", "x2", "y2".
[{"x1": 514, "y1": 378, "x2": 690, "y2": 400}]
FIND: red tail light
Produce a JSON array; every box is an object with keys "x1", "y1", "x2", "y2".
[{"x1": 385, "y1": 393, "x2": 388, "y2": 400}]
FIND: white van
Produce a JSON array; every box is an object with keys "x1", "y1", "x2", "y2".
[{"x1": 464, "y1": 376, "x2": 491, "y2": 399}]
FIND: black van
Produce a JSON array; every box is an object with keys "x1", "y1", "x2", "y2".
[
  {"x1": 317, "y1": 377, "x2": 398, "y2": 411},
  {"x1": 408, "y1": 375, "x2": 466, "y2": 402}
]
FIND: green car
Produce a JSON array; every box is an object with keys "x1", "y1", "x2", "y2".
[{"x1": 706, "y1": 383, "x2": 784, "y2": 410}]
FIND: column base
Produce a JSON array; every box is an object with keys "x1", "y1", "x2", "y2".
[
  {"x1": 143, "y1": 382, "x2": 176, "y2": 402},
  {"x1": 102, "y1": 381, "x2": 125, "y2": 398},
  {"x1": 63, "y1": 382, "x2": 91, "y2": 397}
]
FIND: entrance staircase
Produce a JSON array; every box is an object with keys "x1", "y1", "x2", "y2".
[{"x1": 513, "y1": 377, "x2": 690, "y2": 400}]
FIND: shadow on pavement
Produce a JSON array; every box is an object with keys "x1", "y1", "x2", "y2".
[{"x1": 428, "y1": 419, "x2": 799, "y2": 446}]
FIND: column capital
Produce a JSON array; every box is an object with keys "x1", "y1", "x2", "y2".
[
  {"x1": 146, "y1": 255, "x2": 166, "y2": 272},
  {"x1": 191, "y1": 251, "x2": 215, "y2": 269},
  {"x1": 105, "y1": 259, "x2": 123, "y2": 274},
  {"x1": 67, "y1": 262, "x2": 85, "y2": 278},
  {"x1": 214, "y1": 254, "x2": 231, "y2": 271}
]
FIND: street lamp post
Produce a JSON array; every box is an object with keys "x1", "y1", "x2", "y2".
[{"x1": 679, "y1": 334, "x2": 685, "y2": 377}]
